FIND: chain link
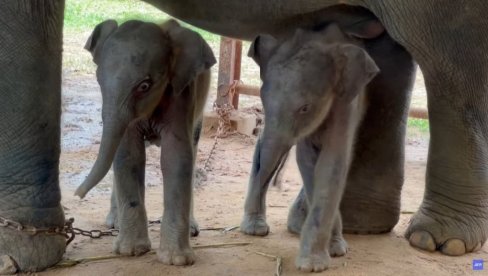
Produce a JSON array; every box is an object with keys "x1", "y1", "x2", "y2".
[{"x1": 0, "y1": 215, "x2": 71, "y2": 243}]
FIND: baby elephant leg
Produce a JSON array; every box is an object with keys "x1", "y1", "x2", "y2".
[
  {"x1": 189, "y1": 197, "x2": 199, "y2": 237},
  {"x1": 105, "y1": 184, "x2": 119, "y2": 228},
  {"x1": 330, "y1": 214, "x2": 348, "y2": 257},
  {"x1": 112, "y1": 125, "x2": 151, "y2": 256},
  {"x1": 157, "y1": 95, "x2": 197, "y2": 265},
  {"x1": 241, "y1": 136, "x2": 271, "y2": 236},
  {"x1": 288, "y1": 139, "x2": 318, "y2": 234},
  {"x1": 294, "y1": 138, "x2": 348, "y2": 257},
  {"x1": 296, "y1": 105, "x2": 358, "y2": 272},
  {"x1": 159, "y1": 132, "x2": 195, "y2": 265}
]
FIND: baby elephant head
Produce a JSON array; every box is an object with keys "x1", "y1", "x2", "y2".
[
  {"x1": 248, "y1": 24, "x2": 379, "y2": 185},
  {"x1": 75, "y1": 19, "x2": 215, "y2": 198}
]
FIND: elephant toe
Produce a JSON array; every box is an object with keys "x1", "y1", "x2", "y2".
[
  {"x1": 114, "y1": 236, "x2": 151, "y2": 256},
  {"x1": 295, "y1": 251, "x2": 330, "y2": 273},
  {"x1": 157, "y1": 247, "x2": 195, "y2": 266},
  {"x1": 440, "y1": 239, "x2": 466, "y2": 256},
  {"x1": 408, "y1": 230, "x2": 436, "y2": 252}
]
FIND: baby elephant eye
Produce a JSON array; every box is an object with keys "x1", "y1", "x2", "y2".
[
  {"x1": 299, "y1": 104, "x2": 311, "y2": 114},
  {"x1": 135, "y1": 78, "x2": 153, "y2": 94}
]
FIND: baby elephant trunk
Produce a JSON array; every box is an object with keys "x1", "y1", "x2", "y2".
[
  {"x1": 257, "y1": 129, "x2": 293, "y2": 190},
  {"x1": 75, "y1": 116, "x2": 128, "y2": 198}
]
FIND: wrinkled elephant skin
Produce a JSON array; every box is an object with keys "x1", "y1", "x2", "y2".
[{"x1": 0, "y1": 1, "x2": 66, "y2": 273}]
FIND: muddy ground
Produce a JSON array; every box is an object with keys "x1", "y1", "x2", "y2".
[{"x1": 37, "y1": 30, "x2": 488, "y2": 275}]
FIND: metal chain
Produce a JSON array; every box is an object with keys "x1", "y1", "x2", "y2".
[
  {"x1": 0, "y1": 215, "x2": 72, "y2": 243},
  {"x1": 0, "y1": 216, "x2": 121, "y2": 245},
  {"x1": 202, "y1": 81, "x2": 239, "y2": 172}
]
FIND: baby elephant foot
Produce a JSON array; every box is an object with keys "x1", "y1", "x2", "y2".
[
  {"x1": 190, "y1": 217, "x2": 200, "y2": 237},
  {"x1": 240, "y1": 214, "x2": 269, "y2": 236},
  {"x1": 295, "y1": 250, "x2": 331, "y2": 273},
  {"x1": 105, "y1": 209, "x2": 118, "y2": 229},
  {"x1": 329, "y1": 236, "x2": 348, "y2": 257},
  {"x1": 287, "y1": 189, "x2": 308, "y2": 235},
  {"x1": 114, "y1": 232, "x2": 151, "y2": 256},
  {"x1": 157, "y1": 245, "x2": 195, "y2": 266},
  {"x1": 406, "y1": 205, "x2": 488, "y2": 256}
]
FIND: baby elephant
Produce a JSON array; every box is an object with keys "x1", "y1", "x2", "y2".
[
  {"x1": 241, "y1": 25, "x2": 379, "y2": 272},
  {"x1": 75, "y1": 19, "x2": 216, "y2": 266}
]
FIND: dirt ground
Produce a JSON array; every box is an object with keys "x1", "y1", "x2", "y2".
[{"x1": 30, "y1": 70, "x2": 486, "y2": 276}]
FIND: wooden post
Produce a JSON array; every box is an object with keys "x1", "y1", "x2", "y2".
[{"x1": 216, "y1": 37, "x2": 242, "y2": 109}]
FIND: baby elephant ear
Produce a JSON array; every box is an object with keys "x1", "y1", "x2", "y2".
[
  {"x1": 248, "y1": 34, "x2": 278, "y2": 79},
  {"x1": 165, "y1": 20, "x2": 217, "y2": 95},
  {"x1": 84, "y1": 20, "x2": 118, "y2": 64},
  {"x1": 332, "y1": 44, "x2": 380, "y2": 102}
]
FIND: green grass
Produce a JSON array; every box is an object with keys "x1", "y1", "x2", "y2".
[
  {"x1": 407, "y1": 118, "x2": 429, "y2": 135},
  {"x1": 64, "y1": 0, "x2": 219, "y2": 42}
]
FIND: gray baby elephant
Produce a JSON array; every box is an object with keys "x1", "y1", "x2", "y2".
[
  {"x1": 241, "y1": 25, "x2": 379, "y2": 272},
  {"x1": 75, "y1": 19, "x2": 216, "y2": 265}
]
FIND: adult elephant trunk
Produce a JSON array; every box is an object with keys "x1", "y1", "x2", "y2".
[{"x1": 75, "y1": 102, "x2": 130, "y2": 198}]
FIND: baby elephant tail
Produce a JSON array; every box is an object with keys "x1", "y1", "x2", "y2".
[{"x1": 270, "y1": 150, "x2": 290, "y2": 188}]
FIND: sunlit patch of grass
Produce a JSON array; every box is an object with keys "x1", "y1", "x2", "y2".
[
  {"x1": 406, "y1": 118, "x2": 429, "y2": 138},
  {"x1": 64, "y1": 0, "x2": 219, "y2": 42},
  {"x1": 63, "y1": 0, "x2": 221, "y2": 74}
]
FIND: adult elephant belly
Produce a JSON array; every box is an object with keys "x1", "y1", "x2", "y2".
[{"x1": 143, "y1": 1, "x2": 378, "y2": 40}]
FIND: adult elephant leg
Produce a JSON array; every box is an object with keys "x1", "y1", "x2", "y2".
[
  {"x1": 112, "y1": 123, "x2": 151, "y2": 256},
  {"x1": 405, "y1": 60, "x2": 488, "y2": 256},
  {"x1": 340, "y1": 35, "x2": 416, "y2": 234},
  {"x1": 0, "y1": 1, "x2": 66, "y2": 272},
  {"x1": 365, "y1": 1, "x2": 488, "y2": 256}
]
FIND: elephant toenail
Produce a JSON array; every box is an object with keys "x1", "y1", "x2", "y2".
[
  {"x1": 408, "y1": 231, "x2": 436, "y2": 252},
  {"x1": 440, "y1": 239, "x2": 466, "y2": 256}
]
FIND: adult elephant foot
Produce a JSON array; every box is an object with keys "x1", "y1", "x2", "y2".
[
  {"x1": 0, "y1": 207, "x2": 66, "y2": 272},
  {"x1": 287, "y1": 182, "x2": 402, "y2": 235},
  {"x1": 404, "y1": 147, "x2": 488, "y2": 256},
  {"x1": 339, "y1": 169, "x2": 403, "y2": 234},
  {"x1": 406, "y1": 210, "x2": 487, "y2": 256}
]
